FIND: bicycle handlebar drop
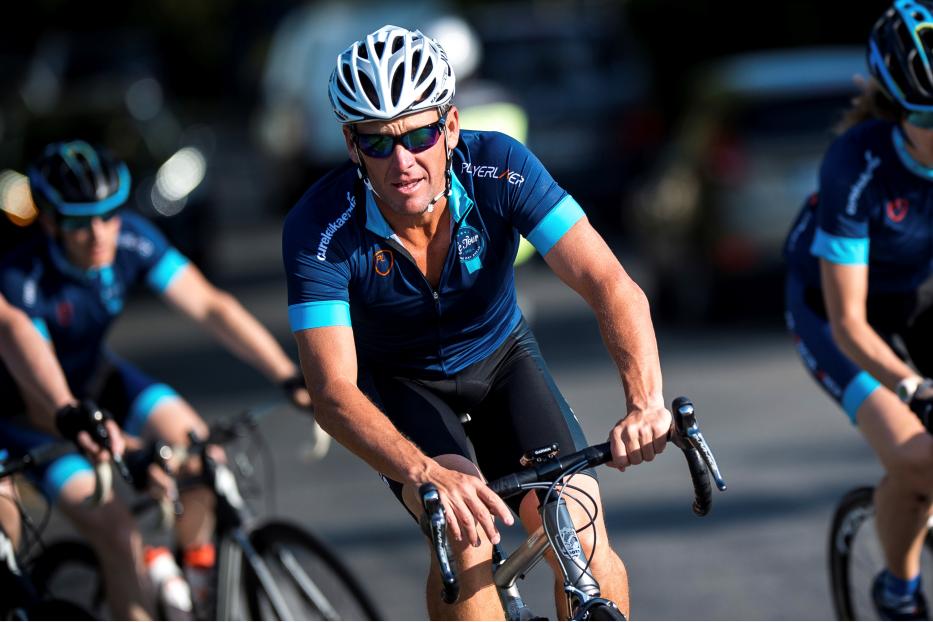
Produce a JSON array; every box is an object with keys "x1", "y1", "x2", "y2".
[{"x1": 419, "y1": 483, "x2": 460, "y2": 604}]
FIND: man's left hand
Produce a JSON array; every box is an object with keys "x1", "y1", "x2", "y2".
[{"x1": 608, "y1": 405, "x2": 672, "y2": 471}]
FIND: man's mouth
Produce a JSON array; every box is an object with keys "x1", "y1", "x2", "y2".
[{"x1": 392, "y1": 178, "x2": 423, "y2": 193}]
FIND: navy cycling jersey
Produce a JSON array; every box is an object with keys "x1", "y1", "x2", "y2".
[
  {"x1": 283, "y1": 130, "x2": 585, "y2": 379},
  {"x1": 0, "y1": 211, "x2": 189, "y2": 392},
  {"x1": 784, "y1": 119, "x2": 933, "y2": 293}
]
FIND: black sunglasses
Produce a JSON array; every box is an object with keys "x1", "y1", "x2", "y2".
[
  {"x1": 353, "y1": 116, "x2": 446, "y2": 159},
  {"x1": 58, "y1": 208, "x2": 122, "y2": 232}
]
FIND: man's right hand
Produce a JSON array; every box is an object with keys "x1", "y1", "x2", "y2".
[
  {"x1": 420, "y1": 459, "x2": 514, "y2": 548},
  {"x1": 54, "y1": 400, "x2": 126, "y2": 464}
]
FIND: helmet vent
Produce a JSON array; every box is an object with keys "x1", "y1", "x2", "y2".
[
  {"x1": 358, "y1": 72, "x2": 378, "y2": 108},
  {"x1": 391, "y1": 37, "x2": 404, "y2": 54}
]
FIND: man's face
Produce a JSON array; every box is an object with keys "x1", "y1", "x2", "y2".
[
  {"x1": 343, "y1": 107, "x2": 460, "y2": 218},
  {"x1": 45, "y1": 212, "x2": 122, "y2": 269}
]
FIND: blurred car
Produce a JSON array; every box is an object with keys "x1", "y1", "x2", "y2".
[
  {"x1": 627, "y1": 46, "x2": 866, "y2": 320},
  {"x1": 472, "y1": 1, "x2": 660, "y2": 235}
]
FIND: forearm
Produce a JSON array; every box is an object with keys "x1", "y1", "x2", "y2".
[
  {"x1": 593, "y1": 280, "x2": 664, "y2": 410},
  {"x1": 203, "y1": 291, "x2": 298, "y2": 383},
  {"x1": 0, "y1": 315, "x2": 74, "y2": 421},
  {"x1": 832, "y1": 317, "x2": 915, "y2": 390},
  {"x1": 312, "y1": 378, "x2": 436, "y2": 484}
]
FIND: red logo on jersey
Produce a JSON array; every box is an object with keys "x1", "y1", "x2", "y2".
[
  {"x1": 374, "y1": 249, "x2": 394, "y2": 277},
  {"x1": 56, "y1": 300, "x2": 73, "y2": 327},
  {"x1": 886, "y1": 198, "x2": 909, "y2": 223}
]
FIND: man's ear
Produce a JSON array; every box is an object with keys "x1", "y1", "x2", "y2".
[
  {"x1": 445, "y1": 106, "x2": 460, "y2": 151},
  {"x1": 342, "y1": 126, "x2": 359, "y2": 164}
]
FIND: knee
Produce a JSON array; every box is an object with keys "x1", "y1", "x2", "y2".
[
  {"x1": 886, "y1": 435, "x2": 933, "y2": 497},
  {"x1": 437, "y1": 539, "x2": 494, "y2": 593}
]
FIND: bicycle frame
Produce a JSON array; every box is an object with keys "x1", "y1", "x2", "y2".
[
  {"x1": 190, "y1": 429, "x2": 346, "y2": 621},
  {"x1": 493, "y1": 493, "x2": 604, "y2": 620}
]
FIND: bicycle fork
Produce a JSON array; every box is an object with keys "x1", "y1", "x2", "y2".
[{"x1": 492, "y1": 497, "x2": 601, "y2": 620}]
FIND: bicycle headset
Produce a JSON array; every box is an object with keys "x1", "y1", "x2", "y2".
[
  {"x1": 27, "y1": 140, "x2": 131, "y2": 218},
  {"x1": 869, "y1": 0, "x2": 933, "y2": 111},
  {"x1": 327, "y1": 24, "x2": 457, "y2": 214}
]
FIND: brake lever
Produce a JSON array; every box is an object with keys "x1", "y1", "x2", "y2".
[
  {"x1": 86, "y1": 403, "x2": 132, "y2": 483},
  {"x1": 672, "y1": 397, "x2": 727, "y2": 491}
]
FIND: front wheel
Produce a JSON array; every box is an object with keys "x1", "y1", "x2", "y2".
[
  {"x1": 28, "y1": 539, "x2": 106, "y2": 619},
  {"x1": 238, "y1": 521, "x2": 381, "y2": 620},
  {"x1": 828, "y1": 486, "x2": 933, "y2": 620}
]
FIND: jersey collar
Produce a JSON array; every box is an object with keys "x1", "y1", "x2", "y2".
[
  {"x1": 364, "y1": 171, "x2": 474, "y2": 242},
  {"x1": 892, "y1": 126, "x2": 933, "y2": 180}
]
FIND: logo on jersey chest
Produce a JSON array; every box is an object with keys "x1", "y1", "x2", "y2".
[
  {"x1": 56, "y1": 300, "x2": 74, "y2": 327},
  {"x1": 374, "y1": 249, "x2": 394, "y2": 276},
  {"x1": 456, "y1": 226, "x2": 484, "y2": 274},
  {"x1": 885, "y1": 198, "x2": 909, "y2": 223}
]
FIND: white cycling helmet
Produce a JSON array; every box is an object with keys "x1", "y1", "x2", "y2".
[{"x1": 329, "y1": 24, "x2": 456, "y2": 124}]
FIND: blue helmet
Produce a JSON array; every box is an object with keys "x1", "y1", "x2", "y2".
[
  {"x1": 869, "y1": 0, "x2": 933, "y2": 112},
  {"x1": 28, "y1": 140, "x2": 131, "y2": 217}
]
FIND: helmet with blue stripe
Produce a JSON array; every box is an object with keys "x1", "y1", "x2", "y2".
[
  {"x1": 28, "y1": 140, "x2": 131, "y2": 217},
  {"x1": 869, "y1": 0, "x2": 933, "y2": 112}
]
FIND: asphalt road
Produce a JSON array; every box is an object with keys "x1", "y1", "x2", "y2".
[{"x1": 35, "y1": 223, "x2": 883, "y2": 620}]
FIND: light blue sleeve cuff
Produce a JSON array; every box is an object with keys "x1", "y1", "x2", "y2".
[
  {"x1": 842, "y1": 371, "x2": 881, "y2": 423},
  {"x1": 147, "y1": 248, "x2": 190, "y2": 292},
  {"x1": 32, "y1": 317, "x2": 51, "y2": 341},
  {"x1": 526, "y1": 195, "x2": 585, "y2": 256},
  {"x1": 810, "y1": 228, "x2": 869, "y2": 265},
  {"x1": 289, "y1": 301, "x2": 351, "y2": 332}
]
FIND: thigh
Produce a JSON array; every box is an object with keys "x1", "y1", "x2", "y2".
[
  {"x1": 96, "y1": 356, "x2": 197, "y2": 440},
  {"x1": 468, "y1": 324, "x2": 590, "y2": 481},
  {"x1": 785, "y1": 276, "x2": 881, "y2": 424},
  {"x1": 0, "y1": 422, "x2": 93, "y2": 503},
  {"x1": 359, "y1": 371, "x2": 472, "y2": 513}
]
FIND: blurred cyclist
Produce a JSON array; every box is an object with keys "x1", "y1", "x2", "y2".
[
  {"x1": 283, "y1": 25, "x2": 671, "y2": 620},
  {"x1": 0, "y1": 140, "x2": 311, "y2": 619},
  {"x1": 784, "y1": 1, "x2": 933, "y2": 618}
]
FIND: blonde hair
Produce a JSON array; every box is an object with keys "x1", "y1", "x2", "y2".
[{"x1": 835, "y1": 76, "x2": 905, "y2": 134}]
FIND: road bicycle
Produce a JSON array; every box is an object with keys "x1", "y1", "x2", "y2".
[
  {"x1": 828, "y1": 405, "x2": 933, "y2": 621},
  {"x1": 31, "y1": 405, "x2": 381, "y2": 621},
  {"x1": 421, "y1": 396, "x2": 727, "y2": 621},
  {"x1": 0, "y1": 443, "x2": 102, "y2": 620}
]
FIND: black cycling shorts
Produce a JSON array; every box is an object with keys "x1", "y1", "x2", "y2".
[{"x1": 358, "y1": 318, "x2": 594, "y2": 516}]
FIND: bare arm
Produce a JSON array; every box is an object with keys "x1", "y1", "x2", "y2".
[
  {"x1": 295, "y1": 325, "x2": 512, "y2": 544},
  {"x1": 542, "y1": 217, "x2": 671, "y2": 468},
  {"x1": 820, "y1": 259, "x2": 916, "y2": 390},
  {"x1": 0, "y1": 294, "x2": 123, "y2": 458},
  {"x1": 0, "y1": 294, "x2": 74, "y2": 418},
  {"x1": 161, "y1": 264, "x2": 303, "y2": 388}
]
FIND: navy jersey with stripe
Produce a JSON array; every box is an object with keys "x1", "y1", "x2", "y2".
[
  {"x1": 784, "y1": 119, "x2": 933, "y2": 292},
  {"x1": 0, "y1": 211, "x2": 189, "y2": 392},
  {"x1": 283, "y1": 130, "x2": 585, "y2": 379}
]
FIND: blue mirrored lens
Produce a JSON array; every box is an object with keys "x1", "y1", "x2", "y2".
[{"x1": 907, "y1": 111, "x2": 933, "y2": 129}]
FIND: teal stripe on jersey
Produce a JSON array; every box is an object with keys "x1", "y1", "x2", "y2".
[
  {"x1": 526, "y1": 196, "x2": 585, "y2": 256},
  {"x1": 146, "y1": 248, "x2": 189, "y2": 292},
  {"x1": 289, "y1": 300, "x2": 351, "y2": 332},
  {"x1": 810, "y1": 228, "x2": 869, "y2": 265}
]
